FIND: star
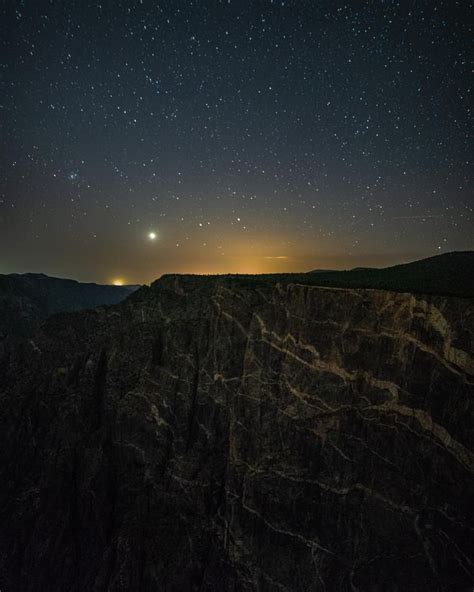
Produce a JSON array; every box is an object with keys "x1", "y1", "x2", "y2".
[{"x1": 1, "y1": 1, "x2": 470, "y2": 283}]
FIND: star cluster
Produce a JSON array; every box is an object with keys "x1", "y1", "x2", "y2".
[{"x1": 1, "y1": 1, "x2": 471, "y2": 283}]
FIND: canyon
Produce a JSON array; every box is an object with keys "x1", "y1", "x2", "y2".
[{"x1": 0, "y1": 271, "x2": 472, "y2": 591}]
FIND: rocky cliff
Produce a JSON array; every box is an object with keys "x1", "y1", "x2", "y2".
[{"x1": 0, "y1": 275, "x2": 472, "y2": 591}]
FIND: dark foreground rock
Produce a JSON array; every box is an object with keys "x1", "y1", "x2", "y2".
[{"x1": 0, "y1": 276, "x2": 472, "y2": 591}]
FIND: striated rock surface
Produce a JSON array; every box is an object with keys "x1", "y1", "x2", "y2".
[{"x1": 0, "y1": 275, "x2": 473, "y2": 591}]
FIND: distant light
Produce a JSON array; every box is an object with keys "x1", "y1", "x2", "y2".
[
  {"x1": 113, "y1": 279, "x2": 124, "y2": 286},
  {"x1": 148, "y1": 231, "x2": 157, "y2": 240},
  {"x1": 264, "y1": 255, "x2": 289, "y2": 260}
]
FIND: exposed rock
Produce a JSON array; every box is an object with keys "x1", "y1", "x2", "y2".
[{"x1": 0, "y1": 276, "x2": 472, "y2": 591}]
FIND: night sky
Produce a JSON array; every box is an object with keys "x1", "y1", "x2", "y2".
[{"x1": 1, "y1": 1, "x2": 472, "y2": 285}]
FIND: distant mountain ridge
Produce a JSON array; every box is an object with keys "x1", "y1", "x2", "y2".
[
  {"x1": 0, "y1": 273, "x2": 139, "y2": 336},
  {"x1": 167, "y1": 252, "x2": 473, "y2": 299},
  {"x1": 0, "y1": 252, "x2": 471, "y2": 339},
  {"x1": 305, "y1": 251, "x2": 474, "y2": 297}
]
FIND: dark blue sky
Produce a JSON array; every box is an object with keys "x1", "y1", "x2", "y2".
[{"x1": 1, "y1": 0, "x2": 472, "y2": 284}]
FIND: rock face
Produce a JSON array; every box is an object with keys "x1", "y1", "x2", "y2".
[
  {"x1": 0, "y1": 273, "x2": 139, "y2": 336},
  {"x1": 0, "y1": 276, "x2": 472, "y2": 591}
]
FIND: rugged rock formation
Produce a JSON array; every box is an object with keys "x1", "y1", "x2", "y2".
[
  {"x1": 0, "y1": 273, "x2": 139, "y2": 337},
  {"x1": 0, "y1": 275, "x2": 472, "y2": 591}
]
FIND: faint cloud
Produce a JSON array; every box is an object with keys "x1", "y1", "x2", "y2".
[{"x1": 392, "y1": 215, "x2": 443, "y2": 220}]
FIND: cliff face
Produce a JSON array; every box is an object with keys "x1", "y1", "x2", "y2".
[{"x1": 0, "y1": 276, "x2": 472, "y2": 591}]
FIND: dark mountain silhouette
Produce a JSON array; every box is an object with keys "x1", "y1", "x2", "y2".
[
  {"x1": 0, "y1": 273, "x2": 139, "y2": 336},
  {"x1": 169, "y1": 251, "x2": 474, "y2": 298},
  {"x1": 306, "y1": 251, "x2": 474, "y2": 297}
]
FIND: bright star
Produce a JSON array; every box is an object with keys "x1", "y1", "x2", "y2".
[{"x1": 148, "y1": 231, "x2": 157, "y2": 240}]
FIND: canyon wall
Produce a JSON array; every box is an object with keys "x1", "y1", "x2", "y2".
[{"x1": 0, "y1": 276, "x2": 472, "y2": 591}]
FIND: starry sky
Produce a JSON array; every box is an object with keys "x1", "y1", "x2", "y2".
[{"x1": 1, "y1": 1, "x2": 472, "y2": 285}]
